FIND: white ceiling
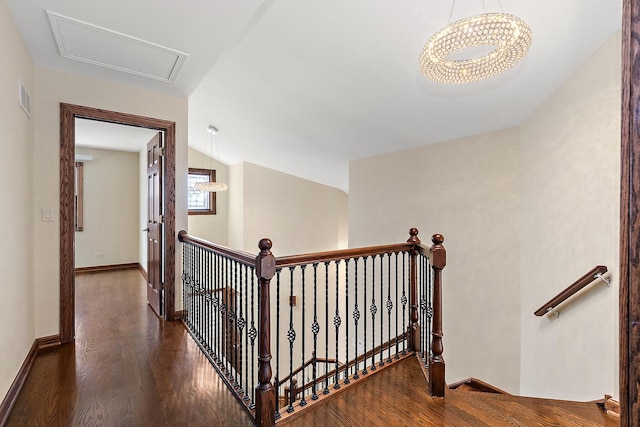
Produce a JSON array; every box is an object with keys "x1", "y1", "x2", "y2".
[{"x1": 6, "y1": 0, "x2": 623, "y2": 192}]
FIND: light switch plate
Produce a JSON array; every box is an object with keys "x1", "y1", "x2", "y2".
[{"x1": 42, "y1": 208, "x2": 54, "y2": 222}]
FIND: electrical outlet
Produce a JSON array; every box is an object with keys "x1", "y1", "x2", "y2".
[{"x1": 95, "y1": 253, "x2": 104, "y2": 258}]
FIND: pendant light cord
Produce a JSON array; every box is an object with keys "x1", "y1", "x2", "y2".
[
  {"x1": 449, "y1": 0, "x2": 506, "y2": 24},
  {"x1": 447, "y1": 0, "x2": 456, "y2": 23}
]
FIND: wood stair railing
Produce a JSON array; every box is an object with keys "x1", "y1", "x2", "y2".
[{"x1": 179, "y1": 228, "x2": 447, "y2": 427}]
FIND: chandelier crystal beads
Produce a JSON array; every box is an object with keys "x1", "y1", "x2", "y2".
[{"x1": 419, "y1": 13, "x2": 532, "y2": 84}]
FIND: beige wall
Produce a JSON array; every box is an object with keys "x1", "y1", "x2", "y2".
[
  {"x1": 74, "y1": 147, "x2": 140, "y2": 268},
  {"x1": 228, "y1": 162, "x2": 245, "y2": 250},
  {"x1": 519, "y1": 33, "x2": 621, "y2": 400},
  {"x1": 349, "y1": 128, "x2": 521, "y2": 393},
  {"x1": 0, "y1": 0, "x2": 35, "y2": 401},
  {"x1": 32, "y1": 67, "x2": 188, "y2": 337},
  {"x1": 187, "y1": 146, "x2": 229, "y2": 245},
  {"x1": 349, "y1": 32, "x2": 621, "y2": 400},
  {"x1": 237, "y1": 162, "x2": 348, "y2": 255}
]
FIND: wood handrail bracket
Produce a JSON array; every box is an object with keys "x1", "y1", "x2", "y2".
[{"x1": 534, "y1": 265, "x2": 609, "y2": 317}]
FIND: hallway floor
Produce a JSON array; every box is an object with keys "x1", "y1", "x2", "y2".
[{"x1": 6, "y1": 269, "x2": 252, "y2": 426}]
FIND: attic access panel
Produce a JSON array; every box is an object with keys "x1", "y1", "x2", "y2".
[{"x1": 47, "y1": 11, "x2": 188, "y2": 83}]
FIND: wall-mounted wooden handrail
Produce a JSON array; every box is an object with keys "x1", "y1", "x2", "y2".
[{"x1": 534, "y1": 265, "x2": 609, "y2": 317}]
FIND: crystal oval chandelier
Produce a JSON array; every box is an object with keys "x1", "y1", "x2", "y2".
[{"x1": 419, "y1": 12, "x2": 532, "y2": 84}]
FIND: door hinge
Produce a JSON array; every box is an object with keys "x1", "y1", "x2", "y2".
[{"x1": 159, "y1": 214, "x2": 164, "y2": 223}]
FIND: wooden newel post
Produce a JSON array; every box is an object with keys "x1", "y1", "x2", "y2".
[
  {"x1": 408, "y1": 228, "x2": 421, "y2": 352},
  {"x1": 429, "y1": 234, "x2": 446, "y2": 397},
  {"x1": 255, "y1": 238, "x2": 276, "y2": 427}
]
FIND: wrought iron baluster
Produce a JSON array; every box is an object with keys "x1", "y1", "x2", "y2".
[
  {"x1": 216, "y1": 253, "x2": 222, "y2": 364},
  {"x1": 244, "y1": 265, "x2": 250, "y2": 403},
  {"x1": 426, "y1": 253, "x2": 433, "y2": 364},
  {"x1": 300, "y1": 265, "x2": 307, "y2": 407},
  {"x1": 395, "y1": 252, "x2": 399, "y2": 359},
  {"x1": 194, "y1": 245, "x2": 198, "y2": 331},
  {"x1": 181, "y1": 244, "x2": 187, "y2": 326},
  {"x1": 212, "y1": 253, "x2": 219, "y2": 362},
  {"x1": 386, "y1": 253, "x2": 393, "y2": 364},
  {"x1": 202, "y1": 249, "x2": 207, "y2": 342},
  {"x1": 344, "y1": 259, "x2": 350, "y2": 384},
  {"x1": 192, "y1": 246, "x2": 198, "y2": 335},
  {"x1": 237, "y1": 261, "x2": 245, "y2": 390},
  {"x1": 191, "y1": 244, "x2": 196, "y2": 330},
  {"x1": 420, "y1": 251, "x2": 426, "y2": 363},
  {"x1": 370, "y1": 255, "x2": 377, "y2": 372},
  {"x1": 234, "y1": 261, "x2": 240, "y2": 388},
  {"x1": 287, "y1": 267, "x2": 296, "y2": 413},
  {"x1": 362, "y1": 256, "x2": 369, "y2": 375},
  {"x1": 206, "y1": 249, "x2": 211, "y2": 355},
  {"x1": 333, "y1": 260, "x2": 342, "y2": 389},
  {"x1": 379, "y1": 254, "x2": 384, "y2": 367},
  {"x1": 274, "y1": 270, "x2": 281, "y2": 416},
  {"x1": 196, "y1": 246, "x2": 202, "y2": 340},
  {"x1": 218, "y1": 254, "x2": 223, "y2": 363},
  {"x1": 323, "y1": 262, "x2": 330, "y2": 395},
  {"x1": 214, "y1": 252, "x2": 217, "y2": 359},
  {"x1": 401, "y1": 251, "x2": 407, "y2": 355},
  {"x1": 311, "y1": 263, "x2": 319, "y2": 400},
  {"x1": 194, "y1": 246, "x2": 199, "y2": 337},
  {"x1": 223, "y1": 257, "x2": 230, "y2": 376},
  {"x1": 249, "y1": 272, "x2": 257, "y2": 410},
  {"x1": 353, "y1": 257, "x2": 360, "y2": 380},
  {"x1": 182, "y1": 244, "x2": 188, "y2": 326},
  {"x1": 201, "y1": 247, "x2": 205, "y2": 340}
]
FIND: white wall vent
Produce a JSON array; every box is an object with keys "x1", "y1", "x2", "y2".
[{"x1": 19, "y1": 79, "x2": 31, "y2": 118}]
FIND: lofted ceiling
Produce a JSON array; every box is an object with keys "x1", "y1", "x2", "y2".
[{"x1": 6, "y1": 0, "x2": 622, "y2": 192}]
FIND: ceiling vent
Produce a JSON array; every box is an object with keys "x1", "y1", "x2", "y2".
[
  {"x1": 47, "y1": 11, "x2": 188, "y2": 84},
  {"x1": 19, "y1": 79, "x2": 31, "y2": 118}
]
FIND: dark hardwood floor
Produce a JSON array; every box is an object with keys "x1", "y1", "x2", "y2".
[
  {"x1": 6, "y1": 268, "x2": 619, "y2": 426},
  {"x1": 6, "y1": 268, "x2": 252, "y2": 426},
  {"x1": 279, "y1": 356, "x2": 619, "y2": 427}
]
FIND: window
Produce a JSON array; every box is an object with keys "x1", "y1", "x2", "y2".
[
  {"x1": 75, "y1": 162, "x2": 84, "y2": 231},
  {"x1": 188, "y1": 168, "x2": 217, "y2": 215}
]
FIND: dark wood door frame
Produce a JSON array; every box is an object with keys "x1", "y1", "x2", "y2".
[
  {"x1": 621, "y1": 1, "x2": 640, "y2": 424},
  {"x1": 60, "y1": 103, "x2": 177, "y2": 344}
]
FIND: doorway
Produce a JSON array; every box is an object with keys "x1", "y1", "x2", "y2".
[{"x1": 60, "y1": 103, "x2": 177, "y2": 344}]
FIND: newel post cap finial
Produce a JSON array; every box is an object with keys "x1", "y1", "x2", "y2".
[
  {"x1": 258, "y1": 238, "x2": 273, "y2": 252},
  {"x1": 256, "y1": 238, "x2": 275, "y2": 280},
  {"x1": 432, "y1": 234, "x2": 444, "y2": 245},
  {"x1": 407, "y1": 228, "x2": 421, "y2": 245}
]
